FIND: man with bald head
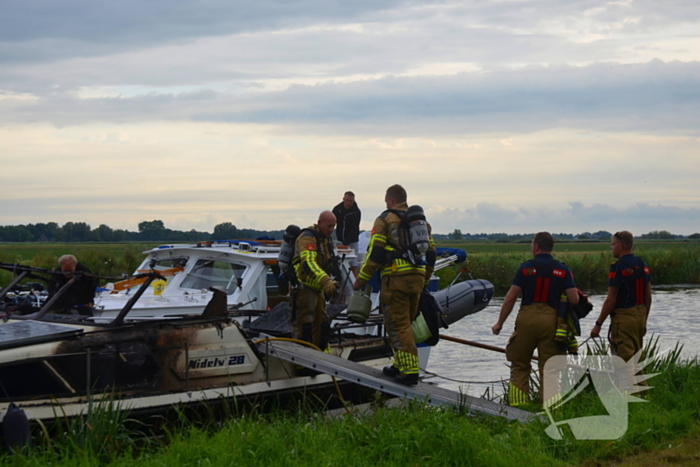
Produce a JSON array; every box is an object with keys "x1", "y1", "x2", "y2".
[{"x1": 291, "y1": 210, "x2": 338, "y2": 351}]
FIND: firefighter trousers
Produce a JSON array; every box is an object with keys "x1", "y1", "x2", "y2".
[
  {"x1": 505, "y1": 303, "x2": 565, "y2": 405},
  {"x1": 291, "y1": 286, "x2": 330, "y2": 350},
  {"x1": 380, "y1": 273, "x2": 424, "y2": 376},
  {"x1": 609, "y1": 305, "x2": 648, "y2": 391}
]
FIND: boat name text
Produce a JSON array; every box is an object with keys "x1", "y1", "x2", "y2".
[{"x1": 188, "y1": 355, "x2": 246, "y2": 369}]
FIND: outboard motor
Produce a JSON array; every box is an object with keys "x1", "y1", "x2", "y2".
[
  {"x1": 404, "y1": 205, "x2": 430, "y2": 266},
  {"x1": 279, "y1": 224, "x2": 301, "y2": 275}
]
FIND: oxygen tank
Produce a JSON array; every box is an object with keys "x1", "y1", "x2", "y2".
[
  {"x1": 279, "y1": 225, "x2": 301, "y2": 274},
  {"x1": 405, "y1": 205, "x2": 430, "y2": 265},
  {"x1": 346, "y1": 285, "x2": 372, "y2": 324}
]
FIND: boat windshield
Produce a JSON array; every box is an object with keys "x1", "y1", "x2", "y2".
[
  {"x1": 180, "y1": 259, "x2": 247, "y2": 295},
  {"x1": 151, "y1": 257, "x2": 188, "y2": 271}
]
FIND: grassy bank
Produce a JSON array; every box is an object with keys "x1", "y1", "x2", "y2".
[{"x1": 2, "y1": 354, "x2": 698, "y2": 466}]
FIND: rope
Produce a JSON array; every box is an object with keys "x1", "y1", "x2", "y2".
[{"x1": 421, "y1": 368, "x2": 506, "y2": 385}]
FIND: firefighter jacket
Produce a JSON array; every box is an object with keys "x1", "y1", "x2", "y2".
[
  {"x1": 292, "y1": 225, "x2": 334, "y2": 291},
  {"x1": 555, "y1": 298, "x2": 580, "y2": 354},
  {"x1": 356, "y1": 202, "x2": 436, "y2": 287}
]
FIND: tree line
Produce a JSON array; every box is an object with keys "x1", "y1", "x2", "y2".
[
  {"x1": 0, "y1": 221, "x2": 283, "y2": 243},
  {"x1": 1, "y1": 221, "x2": 698, "y2": 243}
]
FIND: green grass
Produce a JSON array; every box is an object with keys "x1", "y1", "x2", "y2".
[
  {"x1": 3, "y1": 353, "x2": 699, "y2": 467},
  {"x1": 2, "y1": 242, "x2": 699, "y2": 293},
  {"x1": 0, "y1": 243, "x2": 158, "y2": 287}
]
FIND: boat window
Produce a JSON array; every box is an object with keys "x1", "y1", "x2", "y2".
[
  {"x1": 180, "y1": 259, "x2": 247, "y2": 294},
  {"x1": 150, "y1": 257, "x2": 188, "y2": 271}
]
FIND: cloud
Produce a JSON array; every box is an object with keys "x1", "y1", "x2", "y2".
[
  {"x1": 426, "y1": 202, "x2": 700, "y2": 235},
  {"x1": 0, "y1": 1, "x2": 407, "y2": 62},
  {"x1": 1, "y1": 1, "x2": 698, "y2": 235},
  {"x1": 3, "y1": 0, "x2": 700, "y2": 95},
  {"x1": 2, "y1": 60, "x2": 700, "y2": 136}
]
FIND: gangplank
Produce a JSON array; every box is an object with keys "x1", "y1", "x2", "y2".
[{"x1": 257, "y1": 340, "x2": 541, "y2": 423}]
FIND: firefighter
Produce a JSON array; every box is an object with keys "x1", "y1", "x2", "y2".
[
  {"x1": 590, "y1": 230, "x2": 652, "y2": 391},
  {"x1": 492, "y1": 232, "x2": 579, "y2": 406},
  {"x1": 353, "y1": 184, "x2": 436, "y2": 386},
  {"x1": 291, "y1": 210, "x2": 338, "y2": 351}
]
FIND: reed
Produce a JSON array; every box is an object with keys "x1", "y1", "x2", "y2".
[{"x1": 4, "y1": 393, "x2": 145, "y2": 465}]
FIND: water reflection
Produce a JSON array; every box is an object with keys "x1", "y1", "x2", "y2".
[{"x1": 427, "y1": 288, "x2": 700, "y2": 397}]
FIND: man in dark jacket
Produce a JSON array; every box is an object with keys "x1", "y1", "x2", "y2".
[
  {"x1": 49, "y1": 254, "x2": 97, "y2": 315},
  {"x1": 332, "y1": 191, "x2": 361, "y2": 277}
]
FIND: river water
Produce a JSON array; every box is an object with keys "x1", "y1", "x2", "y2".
[{"x1": 427, "y1": 288, "x2": 700, "y2": 397}]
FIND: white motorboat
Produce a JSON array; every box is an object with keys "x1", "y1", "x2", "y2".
[{"x1": 91, "y1": 239, "x2": 353, "y2": 322}]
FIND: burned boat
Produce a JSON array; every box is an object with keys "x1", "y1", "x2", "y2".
[
  {"x1": 0, "y1": 243, "x2": 496, "y2": 425},
  {"x1": 0, "y1": 282, "x2": 396, "y2": 424}
]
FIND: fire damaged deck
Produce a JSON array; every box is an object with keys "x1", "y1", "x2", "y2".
[{"x1": 0, "y1": 316, "x2": 263, "y2": 402}]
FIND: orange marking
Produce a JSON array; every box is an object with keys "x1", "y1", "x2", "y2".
[{"x1": 113, "y1": 266, "x2": 183, "y2": 291}]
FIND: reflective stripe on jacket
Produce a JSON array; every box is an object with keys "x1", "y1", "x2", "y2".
[
  {"x1": 357, "y1": 203, "x2": 435, "y2": 284},
  {"x1": 293, "y1": 226, "x2": 333, "y2": 291}
]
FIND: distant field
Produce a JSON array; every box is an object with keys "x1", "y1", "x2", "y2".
[
  {"x1": 0, "y1": 243, "x2": 159, "y2": 288},
  {"x1": 436, "y1": 240, "x2": 689, "y2": 254},
  {"x1": 1, "y1": 241, "x2": 699, "y2": 292},
  {"x1": 0, "y1": 243, "x2": 158, "y2": 261}
]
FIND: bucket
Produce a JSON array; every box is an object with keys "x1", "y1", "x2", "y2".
[
  {"x1": 411, "y1": 312, "x2": 432, "y2": 344},
  {"x1": 347, "y1": 285, "x2": 372, "y2": 324}
]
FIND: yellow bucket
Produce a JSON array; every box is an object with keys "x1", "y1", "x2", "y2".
[{"x1": 411, "y1": 313, "x2": 432, "y2": 344}]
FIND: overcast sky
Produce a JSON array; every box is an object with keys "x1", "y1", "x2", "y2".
[{"x1": 1, "y1": 0, "x2": 699, "y2": 235}]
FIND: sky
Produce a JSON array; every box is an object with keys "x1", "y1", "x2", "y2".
[{"x1": 1, "y1": 0, "x2": 699, "y2": 236}]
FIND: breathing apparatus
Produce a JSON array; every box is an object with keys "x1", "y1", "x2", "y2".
[
  {"x1": 279, "y1": 225, "x2": 301, "y2": 320},
  {"x1": 402, "y1": 205, "x2": 430, "y2": 266},
  {"x1": 279, "y1": 224, "x2": 301, "y2": 279}
]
